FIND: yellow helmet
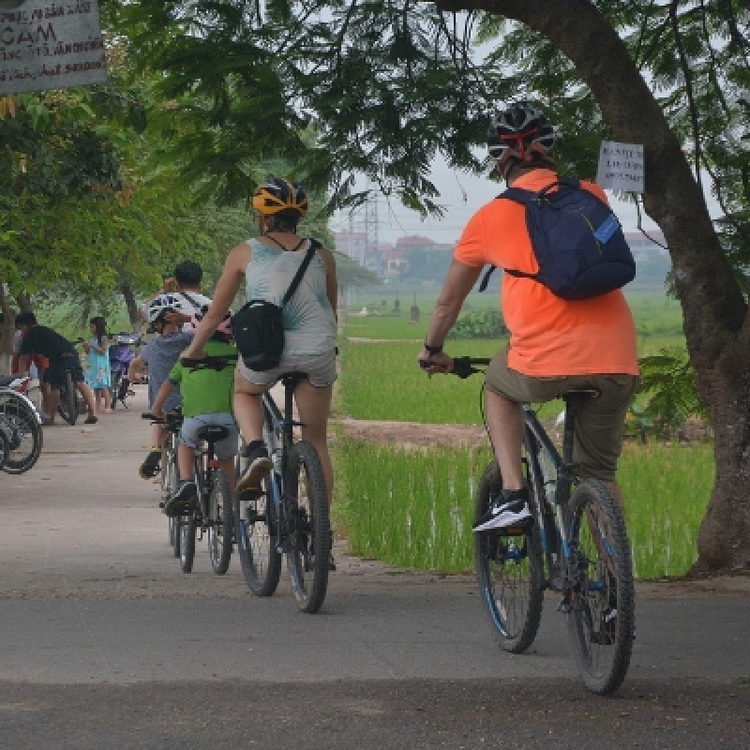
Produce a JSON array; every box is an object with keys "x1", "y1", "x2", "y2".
[{"x1": 251, "y1": 178, "x2": 308, "y2": 216}]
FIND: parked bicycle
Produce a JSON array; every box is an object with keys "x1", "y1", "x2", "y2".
[
  {"x1": 234, "y1": 372, "x2": 330, "y2": 614},
  {"x1": 450, "y1": 356, "x2": 635, "y2": 695},
  {"x1": 57, "y1": 340, "x2": 87, "y2": 425},
  {"x1": 0, "y1": 376, "x2": 44, "y2": 474},
  {"x1": 143, "y1": 412, "x2": 234, "y2": 575}
]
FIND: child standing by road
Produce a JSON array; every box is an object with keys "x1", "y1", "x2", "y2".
[
  {"x1": 82, "y1": 316, "x2": 112, "y2": 414},
  {"x1": 150, "y1": 307, "x2": 238, "y2": 516},
  {"x1": 128, "y1": 294, "x2": 193, "y2": 479}
]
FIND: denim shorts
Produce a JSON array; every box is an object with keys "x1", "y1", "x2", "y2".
[
  {"x1": 238, "y1": 349, "x2": 337, "y2": 388},
  {"x1": 179, "y1": 413, "x2": 239, "y2": 461},
  {"x1": 485, "y1": 348, "x2": 639, "y2": 482}
]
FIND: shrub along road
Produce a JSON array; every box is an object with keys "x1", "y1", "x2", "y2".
[{"x1": 0, "y1": 386, "x2": 748, "y2": 748}]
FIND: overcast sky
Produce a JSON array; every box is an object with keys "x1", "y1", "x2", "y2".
[{"x1": 331, "y1": 158, "x2": 661, "y2": 246}]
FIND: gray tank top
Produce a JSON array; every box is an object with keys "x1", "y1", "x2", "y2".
[{"x1": 244, "y1": 238, "x2": 336, "y2": 357}]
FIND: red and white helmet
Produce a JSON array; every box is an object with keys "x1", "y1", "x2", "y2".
[
  {"x1": 487, "y1": 105, "x2": 557, "y2": 168},
  {"x1": 191, "y1": 304, "x2": 233, "y2": 337}
]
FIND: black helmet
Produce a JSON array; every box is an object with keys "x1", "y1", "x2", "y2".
[
  {"x1": 251, "y1": 178, "x2": 308, "y2": 217},
  {"x1": 487, "y1": 105, "x2": 557, "y2": 166}
]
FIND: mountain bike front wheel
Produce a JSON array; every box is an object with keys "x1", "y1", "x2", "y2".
[
  {"x1": 474, "y1": 460, "x2": 544, "y2": 654},
  {"x1": 284, "y1": 440, "x2": 330, "y2": 614},
  {"x1": 208, "y1": 470, "x2": 233, "y2": 575},
  {"x1": 566, "y1": 479, "x2": 635, "y2": 695}
]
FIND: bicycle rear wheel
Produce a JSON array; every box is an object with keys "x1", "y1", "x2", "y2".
[
  {"x1": 178, "y1": 514, "x2": 196, "y2": 573},
  {"x1": 566, "y1": 479, "x2": 635, "y2": 695},
  {"x1": 0, "y1": 391, "x2": 43, "y2": 474},
  {"x1": 208, "y1": 470, "x2": 233, "y2": 575},
  {"x1": 474, "y1": 460, "x2": 544, "y2": 654},
  {"x1": 284, "y1": 440, "x2": 330, "y2": 614},
  {"x1": 57, "y1": 371, "x2": 78, "y2": 425},
  {"x1": 235, "y1": 474, "x2": 282, "y2": 596}
]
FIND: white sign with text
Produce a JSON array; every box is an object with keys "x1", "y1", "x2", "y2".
[
  {"x1": 0, "y1": 0, "x2": 107, "y2": 95},
  {"x1": 596, "y1": 141, "x2": 645, "y2": 193}
]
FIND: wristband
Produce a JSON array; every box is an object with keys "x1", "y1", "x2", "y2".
[{"x1": 423, "y1": 341, "x2": 443, "y2": 355}]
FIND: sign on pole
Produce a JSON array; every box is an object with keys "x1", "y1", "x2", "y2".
[
  {"x1": 0, "y1": 0, "x2": 108, "y2": 95},
  {"x1": 596, "y1": 141, "x2": 645, "y2": 193}
]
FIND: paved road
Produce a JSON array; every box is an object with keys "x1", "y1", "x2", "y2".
[{"x1": 1, "y1": 386, "x2": 749, "y2": 748}]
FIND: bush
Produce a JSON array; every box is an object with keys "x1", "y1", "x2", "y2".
[{"x1": 448, "y1": 310, "x2": 508, "y2": 339}]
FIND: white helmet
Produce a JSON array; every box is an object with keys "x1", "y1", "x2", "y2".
[{"x1": 147, "y1": 293, "x2": 181, "y2": 324}]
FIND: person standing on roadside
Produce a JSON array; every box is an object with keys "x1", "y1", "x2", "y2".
[
  {"x1": 82, "y1": 316, "x2": 112, "y2": 414},
  {"x1": 418, "y1": 104, "x2": 639, "y2": 532},
  {"x1": 14, "y1": 312, "x2": 99, "y2": 425}
]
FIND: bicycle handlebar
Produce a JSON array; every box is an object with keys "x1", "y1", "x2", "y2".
[
  {"x1": 451, "y1": 356, "x2": 491, "y2": 379},
  {"x1": 180, "y1": 355, "x2": 238, "y2": 371}
]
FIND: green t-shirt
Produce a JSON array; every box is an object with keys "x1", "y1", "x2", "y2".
[{"x1": 168, "y1": 340, "x2": 237, "y2": 418}]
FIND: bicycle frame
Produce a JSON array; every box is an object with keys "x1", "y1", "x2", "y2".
[
  {"x1": 522, "y1": 399, "x2": 579, "y2": 589},
  {"x1": 261, "y1": 373, "x2": 306, "y2": 552}
]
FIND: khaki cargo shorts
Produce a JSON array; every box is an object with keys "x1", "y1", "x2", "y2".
[{"x1": 485, "y1": 349, "x2": 639, "y2": 482}]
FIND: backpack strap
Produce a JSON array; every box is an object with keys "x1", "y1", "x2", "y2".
[
  {"x1": 479, "y1": 179, "x2": 578, "y2": 292},
  {"x1": 280, "y1": 239, "x2": 321, "y2": 307},
  {"x1": 478, "y1": 187, "x2": 536, "y2": 292},
  {"x1": 178, "y1": 290, "x2": 203, "y2": 311}
]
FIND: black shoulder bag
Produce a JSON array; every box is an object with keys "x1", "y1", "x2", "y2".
[{"x1": 232, "y1": 239, "x2": 320, "y2": 371}]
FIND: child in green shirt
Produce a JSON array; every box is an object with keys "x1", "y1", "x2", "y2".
[{"x1": 151, "y1": 308, "x2": 238, "y2": 516}]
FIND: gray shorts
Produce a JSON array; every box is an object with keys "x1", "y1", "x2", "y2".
[
  {"x1": 179, "y1": 413, "x2": 239, "y2": 461},
  {"x1": 238, "y1": 349, "x2": 337, "y2": 388},
  {"x1": 485, "y1": 349, "x2": 639, "y2": 481}
]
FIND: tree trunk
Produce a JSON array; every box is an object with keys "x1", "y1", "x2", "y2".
[
  {"x1": 436, "y1": 0, "x2": 750, "y2": 571},
  {"x1": 120, "y1": 284, "x2": 141, "y2": 332}
]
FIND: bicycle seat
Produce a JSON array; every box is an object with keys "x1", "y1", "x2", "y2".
[
  {"x1": 0, "y1": 375, "x2": 17, "y2": 387},
  {"x1": 279, "y1": 371, "x2": 309, "y2": 386},
  {"x1": 196, "y1": 425, "x2": 230, "y2": 443}
]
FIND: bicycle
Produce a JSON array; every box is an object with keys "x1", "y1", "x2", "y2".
[
  {"x1": 108, "y1": 332, "x2": 141, "y2": 410},
  {"x1": 450, "y1": 356, "x2": 635, "y2": 695},
  {"x1": 156, "y1": 409, "x2": 183, "y2": 559},
  {"x1": 145, "y1": 412, "x2": 234, "y2": 575},
  {"x1": 57, "y1": 343, "x2": 87, "y2": 425},
  {"x1": 234, "y1": 372, "x2": 330, "y2": 614},
  {"x1": 0, "y1": 378, "x2": 44, "y2": 474}
]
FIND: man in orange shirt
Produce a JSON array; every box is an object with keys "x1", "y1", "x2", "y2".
[{"x1": 419, "y1": 104, "x2": 639, "y2": 531}]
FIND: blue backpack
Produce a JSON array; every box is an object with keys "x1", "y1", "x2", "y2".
[{"x1": 479, "y1": 178, "x2": 636, "y2": 299}]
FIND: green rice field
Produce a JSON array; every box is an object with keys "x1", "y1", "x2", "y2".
[{"x1": 332, "y1": 290, "x2": 712, "y2": 580}]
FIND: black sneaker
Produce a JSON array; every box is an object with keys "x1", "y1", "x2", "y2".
[
  {"x1": 473, "y1": 487, "x2": 533, "y2": 532},
  {"x1": 139, "y1": 448, "x2": 162, "y2": 479},
  {"x1": 163, "y1": 480, "x2": 198, "y2": 517},
  {"x1": 236, "y1": 442, "x2": 272, "y2": 493}
]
